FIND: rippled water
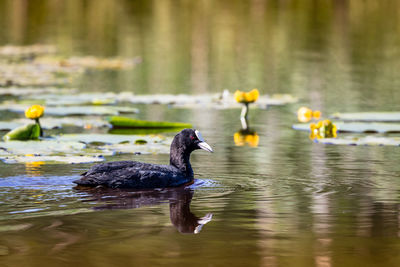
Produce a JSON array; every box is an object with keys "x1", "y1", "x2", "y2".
[{"x1": 1, "y1": 1, "x2": 400, "y2": 266}]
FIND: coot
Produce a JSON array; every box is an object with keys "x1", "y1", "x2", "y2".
[{"x1": 73, "y1": 129, "x2": 213, "y2": 188}]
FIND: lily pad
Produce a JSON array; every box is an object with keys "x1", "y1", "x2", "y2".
[
  {"x1": 121, "y1": 92, "x2": 298, "y2": 108},
  {"x1": 3, "y1": 123, "x2": 40, "y2": 141},
  {"x1": 0, "y1": 45, "x2": 56, "y2": 58},
  {"x1": 0, "y1": 121, "x2": 23, "y2": 131},
  {"x1": 56, "y1": 134, "x2": 172, "y2": 155},
  {"x1": 0, "y1": 140, "x2": 87, "y2": 155},
  {"x1": 0, "y1": 139, "x2": 110, "y2": 164},
  {"x1": 27, "y1": 92, "x2": 118, "y2": 106},
  {"x1": 1, "y1": 155, "x2": 105, "y2": 164},
  {"x1": 108, "y1": 128, "x2": 183, "y2": 135},
  {"x1": 314, "y1": 136, "x2": 400, "y2": 146},
  {"x1": 109, "y1": 116, "x2": 192, "y2": 129},
  {"x1": 0, "y1": 104, "x2": 138, "y2": 116},
  {"x1": 35, "y1": 56, "x2": 139, "y2": 70},
  {"x1": 0, "y1": 87, "x2": 76, "y2": 96},
  {"x1": 56, "y1": 134, "x2": 169, "y2": 145},
  {"x1": 331, "y1": 112, "x2": 400, "y2": 122},
  {"x1": 13, "y1": 117, "x2": 110, "y2": 129},
  {"x1": 293, "y1": 122, "x2": 400, "y2": 133},
  {"x1": 16, "y1": 91, "x2": 297, "y2": 109}
]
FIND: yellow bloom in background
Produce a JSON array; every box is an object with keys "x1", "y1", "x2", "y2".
[
  {"x1": 234, "y1": 131, "x2": 259, "y2": 147},
  {"x1": 25, "y1": 105, "x2": 45, "y2": 120},
  {"x1": 309, "y1": 119, "x2": 337, "y2": 140},
  {"x1": 312, "y1": 110, "x2": 321, "y2": 119},
  {"x1": 297, "y1": 107, "x2": 322, "y2": 122},
  {"x1": 234, "y1": 89, "x2": 260, "y2": 104}
]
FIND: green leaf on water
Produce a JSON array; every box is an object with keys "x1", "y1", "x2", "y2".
[
  {"x1": 331, "y1": 112, "x2": 400, "y2": 122},
  {"x1": 314, "y1": 136, "x2": 400, "y2": 146},
  {"x1": 293, "y1": 122, "x2": 400, "y2": 133},
  {"x1": 109, "y1": 116, "x2": 192, "y2": 129},
  {"x1": 3, "y1": 123, "x2": 40, "y2": 141}
]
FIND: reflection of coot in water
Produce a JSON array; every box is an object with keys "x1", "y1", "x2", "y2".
[
  {"x1": 74, "y1": 129, "x2": 213, "y2": 189},
  {"x1": 75, "y1": 185, "x2": 212, "y2": 234}
]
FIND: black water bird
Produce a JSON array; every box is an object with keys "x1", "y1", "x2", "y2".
[{"x1": 73, "y1": 129, "x2": 213, "y2": 189}]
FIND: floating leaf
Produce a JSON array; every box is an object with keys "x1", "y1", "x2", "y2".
[
  {"x1": 109, "y1": 116, "x2": 192, "y2": 129},
  {"x1": 56, "y1": 133, "x2": 168, "y2": 145},
  {"x1": 0, "y1": 44, "x2": 56, "y2": 58},
  {"x1": 0, "y1": 104, "x2": 138, "y2": 116},
  {"x1": 0, "y1": 121, "x2": 23, "y2": 131},
  {"x1": 35, "y1": 56, "x2": 139, "y2": 70},
  {"x1": 135, "y1": 139, "x2": 148, "y2": 145},
  {"x1": 314, "y1": 136, "x2": 400, "y2": 146},
  {"x1": 293, "y1": 122, "x2": 400, "y2": 133},
  {"x1": 0, "y1": 140, "x2": 87, "y2": 155},
  {"x1": 13, "y1": 117, "x2": 110, "y2": 129},
  {"x1": 108, "y1": 128, "x2": 184, "y2": 135},
  {"x1": 1, "y1": 155, "x2": 105, "y2": 164},
  {"x1": 331, "y1": 112, "x2": 400, "y2": 122},
  {"x1": 3, "y1": 123, "x2": 40, "y2": 141},
  {"x1": 0, "y1": 87, "x2": 76, "y2": 96},
  {"x1": 27, "y1": 92, "x2": 117, "y2": 106},
  {"x1": 18, "y1": 91, "x2": 297, "y2": 109}
]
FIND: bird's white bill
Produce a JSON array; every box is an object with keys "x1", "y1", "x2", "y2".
[
  {"x1": 198, "y1": 141, "x2": 213, "y2": 152},
  {"x1": 195, "y1": 130, "x2": 205, "y2": 142}
]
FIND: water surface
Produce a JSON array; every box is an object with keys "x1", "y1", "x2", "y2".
[{"x1": 1, "y1": 1, "x2": 400, "y2": 266}]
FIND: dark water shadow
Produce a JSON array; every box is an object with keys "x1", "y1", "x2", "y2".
[{"x1": 74, "y1": 185, "x2": 213, "y2": 234}]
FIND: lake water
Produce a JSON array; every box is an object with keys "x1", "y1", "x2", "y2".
[{"x1": 1, "y1": 1, "x2": 400, "y2": 266}]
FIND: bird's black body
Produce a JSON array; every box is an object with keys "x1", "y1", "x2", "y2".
[{"x1": 73, "y1": 129, "x2": 213, "y2": 189}]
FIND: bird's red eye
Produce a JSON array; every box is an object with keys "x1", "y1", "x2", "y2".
[{"x1": 190, "y1": 135, "x2": 195, "y2": 140}]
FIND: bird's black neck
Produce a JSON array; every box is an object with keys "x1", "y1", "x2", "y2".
[{"x1": 170, "y1": 146, "x2": 194, "y2": 178}]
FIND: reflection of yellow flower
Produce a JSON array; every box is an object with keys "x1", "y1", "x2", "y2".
[
  {"x1": 25, "y1": 105, "x2": 45, "y2": 120},
  {"x1": 234, "y1": 131, "x2": 259, "y2": 147},
  {"x1": 297, "y1": 107, "x2": 321, "y2": 122},
  {"x1": 309, "y1": 120, "x2": 337, "y2": 140},
  {"x1": 25, "y1": 159, "x2": 45, "y2": 176},
  {"x1": 234, "y1": 89, "x2": 260, "y2": 104}
]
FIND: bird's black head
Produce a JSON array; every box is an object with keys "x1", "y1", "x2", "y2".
[
  {"x1": 172, "y1": 128, "x2": 213, "y2": 154},
  {"x1": 170, "y1": 129, "x2": 213, "y2": 173}
]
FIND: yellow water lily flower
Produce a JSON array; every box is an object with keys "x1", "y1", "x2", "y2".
[
  {"x1": 234, "y1": 131, "x2": 259, "y2": 147},
  {"x1": 234, "y1": 89, "x2": 260, "y2": 104},
  {"x1": 297, "y1": 107, "x2": 322, "y2": 122},
  {"x1": 25, "y1": 105, "x2": 45, "y2": 120},
  {"x1": 309, "y1": 119, "x2": 337, "y2": 140}
]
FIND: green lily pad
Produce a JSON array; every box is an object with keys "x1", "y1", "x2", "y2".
[
  {"x1": 331, "y1": 112, "x2": 400, "y2": 122},
  {"x1": 109, "y1": 116, "x2": 192, "y2": 129},
  {"x1": 293, "y1": 122, "x2": 400, "y2": 133},
  {"x1": 314, "y1": 136, "x2": 400, "y2": 146},
  {"x1": 3, "y1": 123, "x2": 40, "y2": 141}
]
